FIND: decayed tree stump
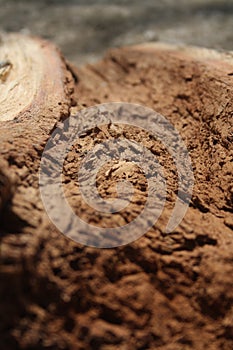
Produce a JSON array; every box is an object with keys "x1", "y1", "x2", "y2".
[{"x1": 0, "y1": 33, "x2": 233, "y2": 350}]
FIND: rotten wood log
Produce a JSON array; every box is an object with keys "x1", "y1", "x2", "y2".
[{"x1": 0, "y1": 33, "x2": 233, "y2": 350}]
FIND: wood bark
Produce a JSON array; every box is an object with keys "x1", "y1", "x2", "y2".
[{"x1": 0, "y1": 34, "x2": 233, "y2": 350}]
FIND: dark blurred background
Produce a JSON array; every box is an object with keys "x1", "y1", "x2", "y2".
[{"x1": 0, "y1": 0, "x2": 232, "y2": 65}]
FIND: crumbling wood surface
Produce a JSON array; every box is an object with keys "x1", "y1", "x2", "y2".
[{"x1": 0, "y1": 34, "x2": 233, "y2": 350}]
